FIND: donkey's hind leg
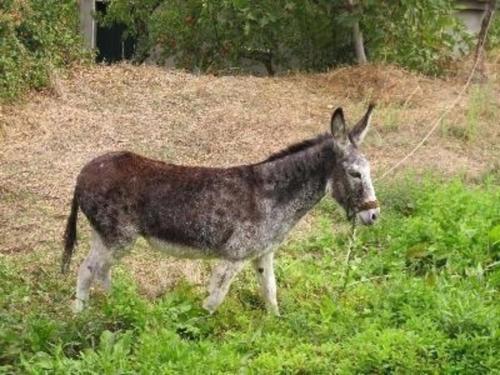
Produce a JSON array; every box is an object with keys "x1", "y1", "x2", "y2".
[
  {"x1": 203, "y1": 260, "x2": 245, "y2": 314},
  {"x1": 252, "y1": 251, "x2": 279, "y2": 315},
  {"x1": 74, "y1": 230, "x2": 114, "y2": 313}
]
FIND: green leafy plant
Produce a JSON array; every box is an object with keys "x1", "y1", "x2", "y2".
[
  {"x1": 1, "y1": 178, "x2": 499, "y2": 373},
  {"x1": 101, "y1": 0, "x2": 353, "y2": 73},
  {"x1": 0, "y1": 0, "x2": 90, "y2": 101},
  {"x1": 361, "y1": 0, "x2": 468, "y2": 75},
  {"x1": 485, "y1": 9, "x2": 500, "y2": 50},
  {"x1": 100, "y1": 0, "x2": 469, "y2": 76}
]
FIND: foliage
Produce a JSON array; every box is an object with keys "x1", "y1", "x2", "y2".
[
  {"x1": 1, "y1": 178, "x2": 499, "y2": 373},
  {"x1": 486, "y1": 11, "x2": 500, "y2": 50},
  {"x1": 0, "y1": 0, "x2": 90, "y2": 101},
  {"x1": 360, "y1": 0, "x2": 468, "y2": 75},
  {"x1": 101, "y1": 0, "x2": 352, "y2": 73},
  {"x1": 101, "y1": 0, "x2": 468, "y2": 75}
]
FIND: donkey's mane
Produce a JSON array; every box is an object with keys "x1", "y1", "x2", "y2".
[{"x1": 259, "y1": 133, "x2": 331, "y2": 164}]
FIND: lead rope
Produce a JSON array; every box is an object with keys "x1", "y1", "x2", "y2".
[
  {"x1": 377, "y1": 3, "x2": 495, "y2": 181},
  {"x1": 335, "y1": 5, "x2": 496, "y2": 297},
  {"x1": 336, "y1": 217, "x2": 357, "y2": 298}
]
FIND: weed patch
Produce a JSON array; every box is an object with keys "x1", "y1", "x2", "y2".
[{"x1": 1, "y1": 178, "x2": 499, "y2": 373}]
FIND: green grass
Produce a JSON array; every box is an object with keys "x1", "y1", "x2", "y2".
[
  {"x1": 1, "y1": 178, "x2": 499, "y2": 374},
  {"x1": 442, "y1": 83, "x2": 499, "y2": 143}
]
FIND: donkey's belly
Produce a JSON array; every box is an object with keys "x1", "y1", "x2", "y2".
[
  {"x1": 145, "y1": 217, "x2": 296, "y2": 261},
  {"x1": 146, "y1": 237, "x2": 216, "y2": 259}
]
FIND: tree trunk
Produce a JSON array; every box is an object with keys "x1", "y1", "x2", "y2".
[
  {"x1": 475, "y1": 0, "x2": 497, "y2": 59},
  {"x1": 473, "y1": 0, "x2": 497, "y2": 81},
  {"x1": 347, "y1": 0, "x2": 367, "y2": 64},
  {"x1": 352, "y1": 20, "x2": 367, "y2": 64}
]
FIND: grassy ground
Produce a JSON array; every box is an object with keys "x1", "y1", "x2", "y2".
[
  {"x1": 0, "y1": 61, "x2": 499, "y2": 373},
  {"x1": 1, "y1": 177, "x2": 499, "y2": 373}
]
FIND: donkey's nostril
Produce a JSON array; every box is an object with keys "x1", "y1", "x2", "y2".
[{"x1": 358, "y1": 209, "x2": 379, "y2": 225}]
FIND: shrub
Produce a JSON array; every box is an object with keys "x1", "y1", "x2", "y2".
[
  {"x1": 361, "y1": 0, "x2": 469, "y2": 75},
  {"x1": 0, "y1": 0, "x2": 90, "y2": 101},
  {"x1": 101, "y1": 0, "x2": 353, "y2": 73},
  {"x1": 101, "y1": 0, "x2": 469, "y2": 75},
  {"x1": 486, "y1": 12, "x2": 500, "y2": 50}
]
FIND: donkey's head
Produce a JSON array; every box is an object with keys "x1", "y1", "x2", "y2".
[{"x1": 327, "y1": 104, "x2": 379, "y2": 225}]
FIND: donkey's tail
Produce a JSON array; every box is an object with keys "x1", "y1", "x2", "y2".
[{"x1": 62, "y1": 191, "x2": 79, "y2": 274}]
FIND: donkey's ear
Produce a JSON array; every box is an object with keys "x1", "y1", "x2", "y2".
[
  {"x1": 349, "y1": 103, "x2": 375, "y2": 146},
  {"x1": 330, "y1": 107, "x2": 346, "y2": 139}
]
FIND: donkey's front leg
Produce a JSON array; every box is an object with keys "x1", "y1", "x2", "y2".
[
  {"x1": 253, "y1": 251, "x2": 280, "y2": 315},
  {"x1": 203, "y1": 260, "x2": 245, "y2": 314}
]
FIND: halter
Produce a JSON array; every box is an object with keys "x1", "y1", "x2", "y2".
[
  {"x1": 356, "y1": 200, "x2": 379, "y2": 212},
  {"x1": 346, "y1": 199, "x2": 379, "y2": 220}
]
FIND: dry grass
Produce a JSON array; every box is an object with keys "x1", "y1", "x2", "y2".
[{"x1": 0, "y1": 61, "x2": 498, "y2": 296}]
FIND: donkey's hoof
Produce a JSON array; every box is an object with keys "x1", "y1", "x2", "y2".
[
  {"x1": 202, "y1": 299, "x2": 217, "y2": 315},
  {"x1": 267, "y1": 305, "x2": 281, "y2": 317},
  {"x1": 73, "y1": 299, "x2": 86, "y2": 314}
]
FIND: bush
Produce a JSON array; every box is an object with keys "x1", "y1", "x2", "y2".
[
  {"x1": 361, "y1": 0, "x2": 468, "y2": 75},
  {"x1": 0, "y1": 0, "x2": 90, "y2": 101},
  {"x1": 100, "y1": 0, "x2": 353, "y2": 73},
  {"x1": 101, "y1": 0, "x2": 469, "y2": 75},
  {"x1": 486, "y1": 12, "x2": 500, "y2": 50}
]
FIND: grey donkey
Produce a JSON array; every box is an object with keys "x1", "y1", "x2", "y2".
[{"x1": 62, "y1": 105, "x2": 379, "y2": 314}]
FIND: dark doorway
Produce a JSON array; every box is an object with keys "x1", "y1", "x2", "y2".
[{"x1": 96, "y1": 1, "x2": 136, "y2": 63}]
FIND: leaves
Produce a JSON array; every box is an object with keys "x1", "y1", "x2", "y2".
[
  {"x1": 361, "y1": 0, "x2": 469, "y2": 75},
  {"x1": 1, "y1": 178, "x2": 499, "y2": 372},
  {"x1": 488, "y1": 225, "x2": 500, "y2": 252},
  {"x1": 100, "y1": 0, "x2": 471, "y2": 75},
  {"x1": 101, "y1": 0, "x2": 352, "y2": 72},
  {"x1": 0, "y1": 0, "x2": 91, "y2": 101}
]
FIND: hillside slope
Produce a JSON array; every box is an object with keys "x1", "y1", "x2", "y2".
[{"x1": 0, "y1": 63, "x2": 498, "y2": 293}]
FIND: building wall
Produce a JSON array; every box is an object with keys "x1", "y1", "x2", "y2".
[{"x1": 455, "y1": 0, "x2": 489, "y2": 34}]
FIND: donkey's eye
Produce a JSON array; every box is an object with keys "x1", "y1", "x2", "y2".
[{"x1": 349, "y1": 171, "x2": 361, "y2": 179}]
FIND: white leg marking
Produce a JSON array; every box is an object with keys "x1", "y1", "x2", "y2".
[
  {"x1": 203, "y1": 260, "x2": 245, "y2": 314},
  {"x1": 253, "y1": 252, "x2": 279, "y2": 315},
  {"x1": 74, "y1": 230, "x2": 114, "y2": 313}
]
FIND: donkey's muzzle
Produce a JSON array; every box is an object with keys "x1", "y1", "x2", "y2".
[{"x1": 356, "y1": 200, "x2": 380, "y2": 226}]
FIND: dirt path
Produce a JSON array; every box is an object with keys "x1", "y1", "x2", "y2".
[{"x1": 1, "y1": 63, "x2": 498, "y2": 296}]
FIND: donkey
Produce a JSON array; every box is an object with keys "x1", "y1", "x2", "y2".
[{"x1": 62, "y1": 105, "x2": 379, "y2": 314}]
